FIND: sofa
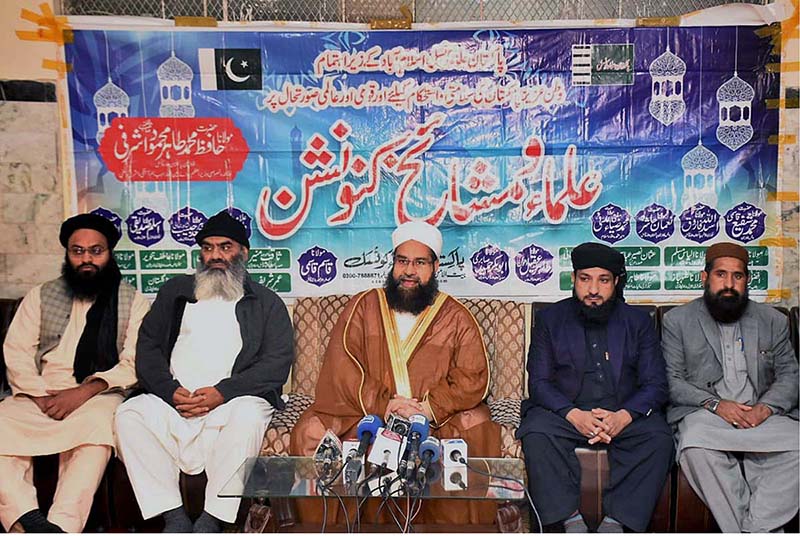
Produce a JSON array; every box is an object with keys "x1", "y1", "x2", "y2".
[
  {"x1": 259, "y1": 296, "x2": 669, "y2": 531},
  {"x1": 1, "y1": 296, "x2": 798, "y2": 533},
  {"x1": 259, "y1": 295, "x2": 528, "y2": 460}
]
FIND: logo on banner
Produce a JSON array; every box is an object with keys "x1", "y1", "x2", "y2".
[
  {"x1": 679, "y1": 203, "x2": 720, "y2": 244},
  {"x1": 126, "y1": 207, "x2": 165, "y2": 247},
  {"x1": 724, "y1": 202, "x2": 765, "y2": 243},
  {"x1": 592, "y1": 204, "x2": 631, "y2": 244},
  {"x1": 571, "y1": 44, "x2": 634, "y2": 86},
  {"x1": 169, "y1": 207, "x2": 208, "y2": 247},
  {"x1": 635, "y1": 204, "x2": 675, "y2": 244},
  {"x1": 471, "y1": 245, "x2": 509, "y2": 286},
  {"x1": 515, "y1": 244, "x2": 553, "y2": 286},
  {"x1": 91, "y1": 207, "x2": 123, "y2": 236},
  {"x1": 198, "y1": 48, "x2": 262, "y2": 90},
  {"x1": 299, "y1": 246, "x2": 337, "y2": 287}
]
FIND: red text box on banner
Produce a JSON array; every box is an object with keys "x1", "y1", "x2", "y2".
[{"x1": 98, "y1": 117, "x2": 250, "y2": 182}]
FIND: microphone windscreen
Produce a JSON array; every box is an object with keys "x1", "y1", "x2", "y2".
[
  {"x1": 419, "y1": 437, "x2": 441, "y2": 462},
  {"x1": 357, "y1": 414, "x2": 383, "y2": 441},
  {"x1": 409, "y1": 414, "x2": 429, "y2": 439}
]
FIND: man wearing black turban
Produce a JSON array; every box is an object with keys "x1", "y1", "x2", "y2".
[
  {"x1": 517, "y1": 242, "x2": 673, "y2": 532},
  {"x1": 115, "y1": 211, "x2": 294, "y2": 533},
  {"x1": 0, "y1": 213, "x2": 150, "y2": 533}
]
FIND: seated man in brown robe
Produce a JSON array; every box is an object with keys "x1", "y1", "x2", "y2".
[{"x1": 290, "y1": 220, "x2": 501, "y2": 526}]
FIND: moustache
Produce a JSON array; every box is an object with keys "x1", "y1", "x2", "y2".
[{"x1": 716, "y1": 288, "x2": 740, "y2": 298}]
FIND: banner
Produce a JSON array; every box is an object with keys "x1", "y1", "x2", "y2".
[{"x1": 64, "y1": 24, "x2": 781, "y2": 299}]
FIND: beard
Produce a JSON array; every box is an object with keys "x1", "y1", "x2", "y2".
[
  {"x1": 194, "y1": 252, "x2": 247, "y2": 301},
  {"x1": 573, "y1": 289, "x2": 618, "y2": 326},
  {"x1": 384, "y1": 271, "x2": 439, "y2": 315},
  {"x1": 62, "y1": 254, "x2": 121, "y2": 300},
  {"x1": 703, "y1": 284, "x2": 749, "y2": 323}
]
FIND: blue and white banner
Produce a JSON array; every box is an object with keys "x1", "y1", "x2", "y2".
[{"x1": 63, "y1": 21, "x2": 782, "y2": 298}]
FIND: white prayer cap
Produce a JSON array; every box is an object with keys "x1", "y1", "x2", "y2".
[{"x1": 392, "y1": 221, "x2": 442, "y2": 258}]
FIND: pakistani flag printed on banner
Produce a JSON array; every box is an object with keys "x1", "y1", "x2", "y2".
[{"x1": 198, "y1": 48, "x2": 262, "y2": 90}]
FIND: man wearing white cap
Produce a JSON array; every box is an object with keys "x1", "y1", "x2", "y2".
[{"x1": 290, "y1": 220, "x2": 501, "y2": 525}]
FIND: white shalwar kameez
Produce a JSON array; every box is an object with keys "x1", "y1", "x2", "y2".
[{"x1": 115, "y1": 296, "x2": 274, "y2": 522}]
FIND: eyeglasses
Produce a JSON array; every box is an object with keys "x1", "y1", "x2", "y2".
[
  {"x1": 394, "y1": 256, "x2": 434, "y2": 269},
  {"x1": 68, "y1": 245, "x2": 107, "y2": 257}
]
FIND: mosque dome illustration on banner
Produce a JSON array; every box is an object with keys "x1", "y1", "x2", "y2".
[
  {"x1": 158, "y1": 51, "x2": 195, "y2": 118},
  {"x1": 648, "y1": 46, "x2": 686, "y2": 126},
  {"x1": 716, "y1": 73, "x2": 754, "y2": 151},
  {"x1": 681, "y1": 141, "x2": 719, "y2": 209},
  {"x1": 93, "y1": 77, "x2": 129, "y2": 144}
]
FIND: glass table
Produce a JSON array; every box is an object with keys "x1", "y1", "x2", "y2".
[
  {"x1": 222, "y1": 456, "x2": 527, "y2": 532},
  {"x1": 221, "y1": 456, "x2": 526, "y2": 500}
]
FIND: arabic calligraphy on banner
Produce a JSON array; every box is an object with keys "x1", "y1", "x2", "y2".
[
  {"x1": 254, "y1": 118, "x2": 603, "y2": 240},
  {"x1": 98, "y1": 118, "x2": 249, "y2": 182},
  {"x1": 66, "y1": 24, "x2": 781, "y2": 298}
]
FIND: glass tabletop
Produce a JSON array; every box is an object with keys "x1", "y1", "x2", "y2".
[{"x1": 220, "y1": 456, "x2": 526, "y2": 500}]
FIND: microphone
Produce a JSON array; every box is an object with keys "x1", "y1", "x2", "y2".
[
  {"x1": 408, "y1": 458, "x2": 441, "y2": 497},
  {"x1": 313, "y1": 430, "x2": 343, "y2": 478},
  {"x1": 386, "y1": 413, "x2": 411, "y2": 436},
  {"x1": 416, "y1": 436, "x2": 441, "y2": 482},
  {"x1": 342, "y1": 439, "x2": 363, "y2": 488},
  {"x1": 344, "y1": 415, "x2": 382, "y2": 488},
  {"x1": 398, "y1": 414, "x2": 429, "y2": 478},
  {"x1": 442, "y1": 438, "x2": 468, "y2": 467},
  {"x1": 367, "y1": 428, "x2": 404, "y2": 471},
  {"x1": 355, "y1": 415, "x2": 383, "y2": 459},
  {"x1": 444, "y1": 466, "x2": 468, "y2": 491}
]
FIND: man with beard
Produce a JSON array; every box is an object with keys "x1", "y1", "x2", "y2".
[
  {"x1": 114, "y1": 211, "x2": 293, "y2": 533},
  {"x1": 662, "y1": 242, "x2": 798, "y2": 532},
  {"x1": 0, "y1": 213, "x2": 149, "y2": 532},
  {"x1": 517, "y1": 242, "x2": 673, "y2": 532},
  {"x1": 289, "y1": 220, "x2": 501, "y2": 525}
]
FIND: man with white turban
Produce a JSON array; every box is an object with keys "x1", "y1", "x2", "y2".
[{"x1": 290, "y1": 221, "x2": 501, "y2": 525}]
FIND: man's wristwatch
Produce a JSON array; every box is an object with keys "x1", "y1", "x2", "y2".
[{"x1": 705, "y1": 398, "x2": 721, "y2": 413}]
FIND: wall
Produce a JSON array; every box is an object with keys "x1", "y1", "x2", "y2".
[
  {"x1": 1, "y1": 1, "x2": 57, "y2": 81},
  {"x1": 777, "y1": 1, "x2": 800, "y2": 308},
  {"x1": 0, "y1": 1, "x2": 64, "y2": 299}
]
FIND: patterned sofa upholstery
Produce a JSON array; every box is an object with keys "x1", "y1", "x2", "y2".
[{"x1": 259, "y1": 294, "x2": 528, "y2": 459}]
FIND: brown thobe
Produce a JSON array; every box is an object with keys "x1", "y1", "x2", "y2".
[{"x1": 290, "y1": 288, "x2": 501, "y2": 526}]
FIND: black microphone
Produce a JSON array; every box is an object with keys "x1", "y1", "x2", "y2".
[
  {"x1": 344, "y1": 415, "x2": 382, "y2": 488},
  {"x1": 355, "y1": 415, "x2": 383, "y2": 459},
  {"x1": 416, "y1": 436, "x2": 441, "y2": 482},
  {"x1": 398, "y1": 414, "x2": 429, "y2": 479}
]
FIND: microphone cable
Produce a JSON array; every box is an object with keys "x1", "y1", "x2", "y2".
[
  {"x1": 315, "y1": 462, "x2": 351, "y2": 533},
  {"x1": 401, "y1": 478, "x2": 425, "y2": 533},
  {"x1": 455, "y1": 456, "x2": 542, "y2": 533},
  {"x1": 374, "y1": 474, "x2": 404, "y2": 529},
  {"x1": 315, "y1": 475, "x2": 329, "y2": 533},
  {"x1": 352, "y1": 465, "x2": 380, "y2": 532}
]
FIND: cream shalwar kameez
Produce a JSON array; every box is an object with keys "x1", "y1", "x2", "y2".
[{"x1": 0, "y1": 285, "x2": 149, "y2": 532}]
